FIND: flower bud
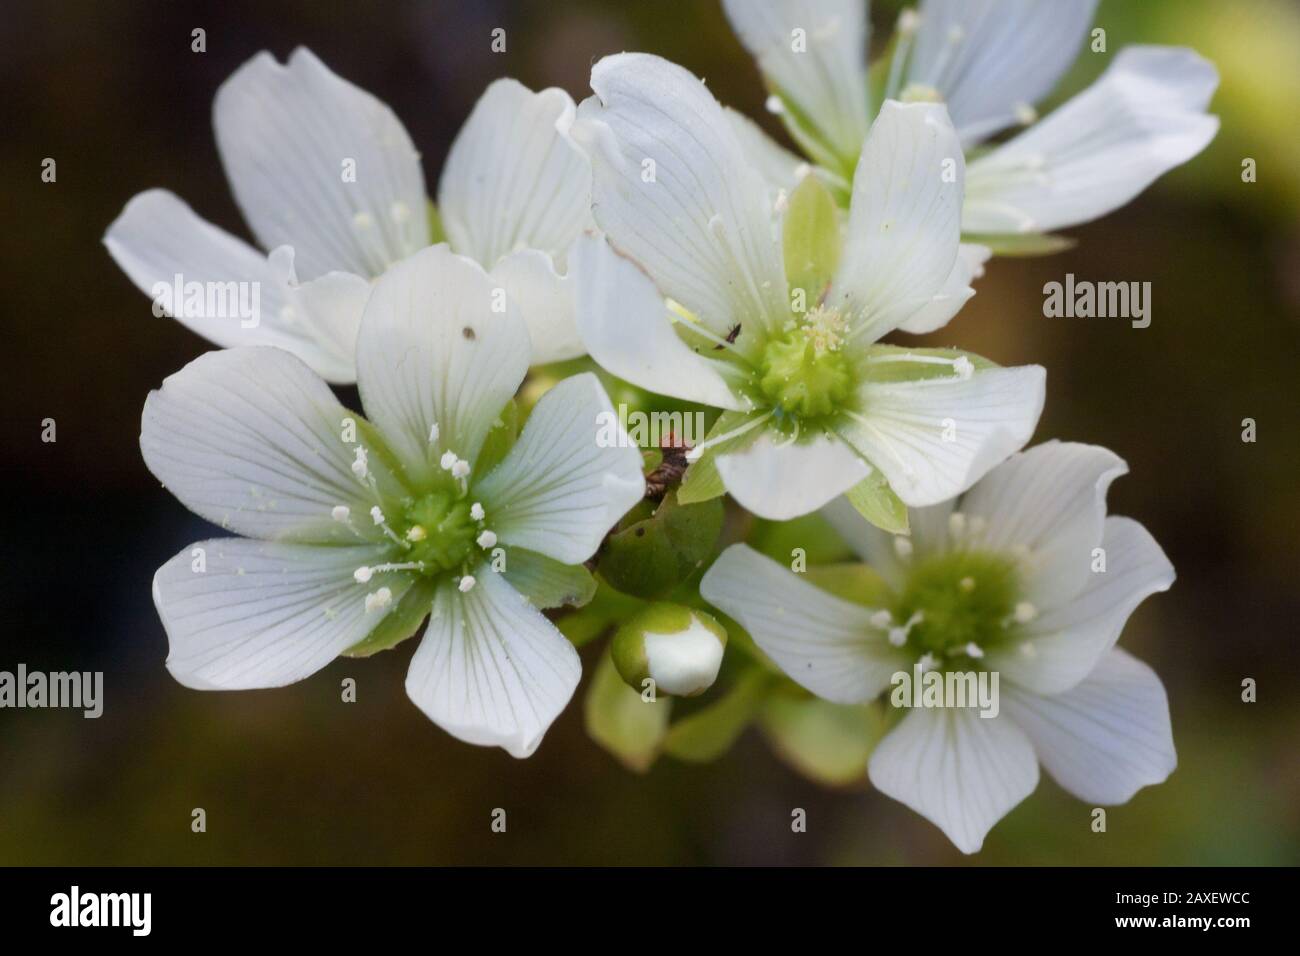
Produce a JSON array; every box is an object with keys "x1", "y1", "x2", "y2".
[{"x1": 612, "y1": 603, "x2": 727, "y2": 698}]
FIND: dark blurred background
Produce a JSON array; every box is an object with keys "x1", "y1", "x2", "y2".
[{"x1": 2, "y1": 0, "x2": 1297, "y2": 865}]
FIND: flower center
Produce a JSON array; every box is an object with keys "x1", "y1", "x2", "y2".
[
  {"x1": 885, "y1": 547, "x2": 1031, "y2": 668},
  {"x1": 758, "y1": 307, "x2": 854, "y2": 420},
  {"x1": 397, "y1": 491, "x2": 477, "y2": 573}
]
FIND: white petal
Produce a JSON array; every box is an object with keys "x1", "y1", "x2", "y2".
[
  {"x1": 405, "y1": 572, "x2": 581, "y2": 758},
  {"x1": 474, "y1": 373, "x2": 645, "y2": 564},
  {"x1": 963, "y1": 46, "x2": 1220, "y2": 234},
  {"x1": 820, "y1": 494, "x2": 955, "y2": 590},
  {"x1": 485, "y1": 248, "x2": 585, "y2": 364},
  {"x1": 355, "y1": 244, "x2": 530, "y2": 487},
  {"x1": 908, "y1": 0, "x2": 1099, "y2": 144},
  {"x1": 104, "y1": 190, "x2": 363, "y2": 382},
  {"x1": 574, "y1": 53, "x2": 787, "y2": 335},
  {"x1": 724, "y1": 107, "x2": 807, "y2": 197},
  {"x1": 868, "y1": 706, "x2": 1039, "y2": 854},
  {"x1": 830, "y1": 102, "x2": 964, "y2": 344},
  {"x1": 700, "y1": 544, "x2": 906, "y2": 703},
  {"x1": 1003, "y1": 649, "x2": 1176, "y2": 804},
  {"x1": 988, "y1": 517, "x2": 1175, "y2": 695},
  {"x1": 958, "y1": 441, "x2": 1128, "y2": 609},
  {"x1": 572, "y1": 234, "x2": 749, "y2": 410},
  {"x1": 716, "y1": 429, "x2": 870, "y2": 520},
  {"x1": 720, "y1": 0, "x2": 871, "y2": 161},
  {"x1": 214, "y1": 48, "x2": 428, "y2": 280},
  {"x1": 140, "y1": 347, "x2": 395, "y2": 544},
  {"x1": 155, "y1": 538, "x2": 404, "y2": 689},
  {"x1": 835, "y1": 364, "x2": 1046, "y2": 508},
  {"x1": 896, "y1": 243, "x2": 990, "y2": 335},
  {"x1": 438, "y1": 79, "x2": 591, "y2": 268}
]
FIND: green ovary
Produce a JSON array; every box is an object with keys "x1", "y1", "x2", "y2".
[
  {"x1": 398, "y1": 491, "x2": 477, "y2": 573},
  {"x1": 758, "y1": 310, "x2": 854, "y2": 419},
  {"x1": 893, "y1": 551, "x2": 1021, "y2": 661}
]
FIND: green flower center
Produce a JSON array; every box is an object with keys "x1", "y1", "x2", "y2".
[
  {"x1": 758, "y1": 307, "x2": 854, "y2": 420},
  {"x1": 892, "y1": 550, "x2": 1022, "y2": 665},
  {"x1": 396, "y1": 491, "x2": 478, "y2": 574}
]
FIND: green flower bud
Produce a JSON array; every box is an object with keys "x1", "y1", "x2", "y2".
[{"x1": 612, "y1": 603, "x2": 728, "y2": 698}]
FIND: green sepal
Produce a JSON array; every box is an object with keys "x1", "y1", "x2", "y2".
[
  {"x1": 557, "y1": 581, "x2": 647, "y2": 650},
  {"x1": 503, "y1": 548, "x2": 596, "y2": 610},
  {"x1": 844, "y1": 468, "x2": 909, "y2": 534},
  {"x1": 760, "y1": 687, "x2": 885, "y2": 786},
  {"x1": 473, "y1": 399, "x2": 519, "y2": 478},
  {"x1": 342, "y1": 576, "x2": 437, "y2": 658},
  {"x1": 677, "y1": 410, "x2": 766, "y2": 505},
  {"x1": 661, "y1": 667, "x2": 773, "y2": 763},
  {"x1": 597, "y1": 491, "x2": 723, "y2": 599},
  {"x1": 584, "y1": 645, "x2": 672, "y2": 773},
  {"x1": 426, "y1": 198, "x2": 446, "y2": 245},
  {"x1": 962, "y1": 231, "x2": 1076, "y2": 257},
  {"x1": 783, "y1": 173, "x2": 842, "y2": 312}
]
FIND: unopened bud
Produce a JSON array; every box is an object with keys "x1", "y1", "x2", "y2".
[{"x1": 611, "y1": 603, "x2": 727, "y2": 698}]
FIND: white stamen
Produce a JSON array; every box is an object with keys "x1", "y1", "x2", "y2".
[
  {"x1": 428, "y1": 423, "x2": 440, "y2": 443},
  {"x1": 331, "y1": 505, "x2": 351, "y2": 522},
  {"x1": 870, "y1": 609, "x2": 893, "y2": 629},
  {"x1": 917, "y1": 652, "x2": 938, "y2": 673},
  {"x1": 451, "y1": 459, "x2": 471, "y2": 479},
  {"x1": 477, "y1": 530, "x2": 497, "y2": 549},
  {"x1": 1013, "y1": 601, "x2": 1037, "y2": 624},
  {"x1": 952, "y1": 356, "x2": 974, "y2": 380},
  {"x1": 351, "y1": 446, "x2": 369, "y2": 480},
  {"x1": 963, "y1": 642, "x2": 985, "y2": 659},
  {"x1": 888, "y1": 609, "x2": 924, "y2": 647},
  {"x1": 893, "y1": 535, "x2": 913, "y2": 559},
  {"x1": 773, "y1": 188, "x2": 789, "y2": 215},
  {"x1": 406, "y1": 525, "x2": 427, "y2": 542},
  {"x1": 370, "y1": 506, "x2": 385, "y2": 525},
  {"x1": 440, "y1": 450, "x2": 458, "y2": 470},
  {"x1": 470, "y1": 502, "x2": 485, "y2": 521},
  {"x1": 353, "y1": 566, "x2": 373, "y2": 584},
  {"x1": 898, "y1": 9, "x2": 920, "y2": 35},
  {"x1": 764, "y1": 94, "x2": 784, "y2": 114},
  {"x1": 364, "y1": 586, "x2": 392, "y2": 612},
  {"x1": 1014, "y1": 101, "x2": 1038, "y2": 126},
  {"x1": 458, "y1": 575, "x2": 476, "y2": 593}
]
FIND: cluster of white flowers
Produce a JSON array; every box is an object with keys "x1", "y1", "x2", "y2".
[{"x1": 108, "y1": 1, "x2": 1214, "y2": 850}]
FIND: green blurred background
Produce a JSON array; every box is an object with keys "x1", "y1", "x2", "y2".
[{"x1": 2, "y1": 0, "x2": 1297, "y2": 865}]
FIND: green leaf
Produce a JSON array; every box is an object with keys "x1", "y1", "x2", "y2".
[
  {"x1": 473, "y1": 399, "x2": 519, "y2": 478},
  {"x1": 844, "y1": 469, "x2": 909, "y2": 534},
  {"x1": 783, "y1": 173, "x2": 842, "y2": 310},
  {"x1": 662, "y1": 668, "x2": 772, "y2": 763},
  {"x1": 584, "y1": 647, "x2": 672, "y2": 773},
  {"x1": 503, "y1": 549, "x2": 596, "y2": 610},
  {"x1": 597, "y1": 492, "x2": 724, "y2": 599},
  {"x1": 677, "y1": 410, "x2": 766, "y2": 505},
  {"x1": 760, "y1": 689, "x2": 885, "y2": 786},
  {"x1": 962, "y1": 231, "x2": 1076, "y2": 257},
  {"x1": 342, "y1": 577, "x2": 437, "y2": 658}
]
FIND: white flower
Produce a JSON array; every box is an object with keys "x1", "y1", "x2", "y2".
[
  {"x1": 611, "y1": 604, "x2": 728, "y2": 698},
  {"x1": 571, "y1": 53, "x2": 1044, "y2": 521},
  {"x1": 722, "y1": 0, "x2": 1218, "y2": 244},
  {"x1": 105, "y1": 49, "x2": 591, "y2": 385},
  {"x1": 142, "y1": 245, "x2": 645, "y2": 758},
  {"x1": 701, "y1": 441, "x2": 1176, "y2": 853}
]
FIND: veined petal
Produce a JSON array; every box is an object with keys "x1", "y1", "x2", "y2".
[
  {"x1": 104, "y1": 190, "x2": 363, "y2": 382},
  {"x1": 474, "y1": 373, "x2": 645, "y2": 565},
  {"x1": 486, "y1": 248, "x2": 585, "y2": 364},
  {"x1": 957, "y1": 441, "x2": 1129, "y2": 610},
  {"x1": 355, "y1": 244, "x2": 530, "y2": 487},
  {"x1": 830, "y1": 102, "x2": 964, "y2": 345},
  {"x1": 574, "y1": 53, "x2": 788, "y2": 336},
  {"x1": 835, "y1": 364, "x2": 1046, "y2": 508},
  {"x1": 214, "y1": 47, "x2": 428, "y2": 280},
  {"x1": 988, "y1": 517, "x2": 1175, "y2": 695},
  {"x1": 896, "y1": 243, "x2": 990, "y2": 335},
  {"x1": 155, "y1": 538, "x2": 407, "y2": 689},
  {"x1": 715, "y1": 429, "x2": 870, "y2": 520},
  {"x1": 908, "y1": 0, "x2": 1099, "y2": 145},
  {"x1": 720, "y1": 0, "x2": 871, "y2": 162},
  {"x1": 963, "y1": 46, "x2": 1220, "y2": 234},
  {"x1": 701, "y1": 544, "x2": 906, "y2": 703},
  {"x1": 724, "y1": 107, "x2": 808, "y2": 197},
  {"x1": 573, "y1": 234, "x2": 751, "y2": 410},
  {"x1": 1003, "y1": 649, "x2": 1176, "y2": 805},
  {"x1": 405, "y1": 572, "x2": 581, "y2": 758},
  {"x1": 438, "y1": 79, "x2": 591, "y2": 268},
  {"x1": 868, "y1": 706, "x2": 1040, "y2": 854},
  {"x1": 140, "y1": 347, "x2": 395, "y2": 545}
]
